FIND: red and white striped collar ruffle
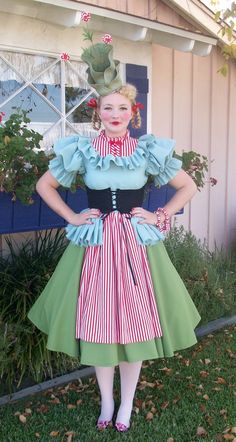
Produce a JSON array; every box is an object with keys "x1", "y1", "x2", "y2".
[{"x1": 92, "y1": 130, "x2": 138, "y2": 157}]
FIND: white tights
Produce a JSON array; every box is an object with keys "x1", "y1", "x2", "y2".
[{"x1": 95, "y1": 361, "x2": 142, "y2": 427}]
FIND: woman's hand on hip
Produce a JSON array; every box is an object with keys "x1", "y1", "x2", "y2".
[
  {"x1": 68, "y1": 209, "x2": 101, "y2": 226},
  {"x1": 131, "y1": 207, "x2": 164, "y2": 225}
]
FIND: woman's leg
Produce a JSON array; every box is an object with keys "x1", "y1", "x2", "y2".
[
  {"x1": 116, "y1": 361, "x2": 142, "y2": 427},
  {"x1": 95, "y1": 366, "x2": 115, "y2": 422}
]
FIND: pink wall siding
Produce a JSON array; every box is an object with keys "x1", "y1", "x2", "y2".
[
  {"x1": 191, "y1": 54, "x2": 212, "y2": 243},
  {"x1": 227, "y1": 64, "x2": 236, "y2": 249},
  {"x1": 152, "y1": 44, "x2": 236, "y2": 249},
  {"x1": 209, "y1": 49, "x2": 229, "y2": 249}
]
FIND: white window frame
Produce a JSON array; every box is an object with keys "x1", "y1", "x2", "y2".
[{"x1": 0, "y1": 49, "x2": 96, "y2": 148}]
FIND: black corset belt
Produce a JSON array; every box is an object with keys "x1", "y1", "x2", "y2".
[{"x1": 86, "y1": 185, "x2": 146, "y2": 213}]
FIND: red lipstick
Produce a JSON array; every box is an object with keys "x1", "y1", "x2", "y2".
[{"x1": 111, "y1": 122, "x2": 120, "y2": 125}]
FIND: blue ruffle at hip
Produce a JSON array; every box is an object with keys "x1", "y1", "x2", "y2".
[{"x1": 65, "y1": 209, "x2": 165, "y2": 247}]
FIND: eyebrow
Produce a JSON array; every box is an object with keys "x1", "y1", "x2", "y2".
[{"x1": 103, "y1": 103, "x2": 129, "y2": 106}]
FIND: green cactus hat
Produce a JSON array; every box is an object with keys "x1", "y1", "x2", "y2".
[{"x1": 81, "y1": 42, "x2": 123, "y2": 96}]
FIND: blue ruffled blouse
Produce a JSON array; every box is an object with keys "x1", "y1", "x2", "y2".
[{"x1": 49, "y1": 134, "x2": 182, "y2": 246}]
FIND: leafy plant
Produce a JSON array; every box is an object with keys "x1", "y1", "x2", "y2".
[
  {"x1": 0, "y1": 230, "x2": 79, "y2": 393},
  {"x1": 148, "y1": 149, "x2": 216, "y2": 191},
  {"x1": 174, "y1": 150, "x2": 217, "y2": 191},
  {"x1": 214, "y1": 1, "x2": 236, "y2": 76},
  {"x1": 0, "y1": 110, "x2": 49, "y2": 204},
  {"x1": 165, "y1": 226, "x2": 236, "y2": 323}
]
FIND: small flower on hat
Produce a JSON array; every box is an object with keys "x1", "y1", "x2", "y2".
[
  {"x1": 0, "y1": 111, "x2": 5, "y2": 124},
  {"x1": 102, "y1": 34, "x2": 113, "y2": 44},
  {"x1": 132, "y1": 102, "x2": 144, "y2": 113},
  {"x1": 87, "y1": 98, "x2": 98, "y2": 108},
  {"x1": 81, "y1": 11, "x2": 91, "y2": 23},
  {"x1": 60, "y1": 52, "x2": 70, "y2": 61}
]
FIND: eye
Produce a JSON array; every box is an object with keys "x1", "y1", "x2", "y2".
[
  {"x1": 120, "y1": 106, "x2": 128, "y2": 110},
  {"x1": 103, "y1": 106, "x2": 112, "y2": 111}
]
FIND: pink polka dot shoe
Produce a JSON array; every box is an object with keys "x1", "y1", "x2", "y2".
[
  {"x1": 115, "y1": 422, "x2": 130, "y2": 432},
  {"x1": 96, "y1": 420, "x2": 113, "y2": 430}
]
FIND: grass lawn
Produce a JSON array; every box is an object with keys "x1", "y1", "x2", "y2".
[{"x1": 0, "y1": 326, "x2": 235, "y2": 442}]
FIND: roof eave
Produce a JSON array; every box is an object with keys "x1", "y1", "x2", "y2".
[
  {"x1": 0, "y1": 0, "x2": 218, "y2": 56},
  {"x1": 162, "y1": 0, "x2": 232, "y2": 45},
  {"x1": 33, "y1": 0, "x2": 217, "y2": 55}
]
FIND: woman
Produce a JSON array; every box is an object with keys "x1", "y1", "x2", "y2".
[{"x1": 28, "y1": 44, "x2": 200, "y2": 433}]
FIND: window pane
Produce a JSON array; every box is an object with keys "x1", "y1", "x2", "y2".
[
  {"x1": 0, "y1": 51, "x2": 95, "y2": 142},
  {"x1": 1, "y1": 86, "x2": 60, "y2": 123},
  {"x1": 67, "y1": 99, "x2": 94, "y2": 123},
  {"x1": 66, "y1": 91, "x2": 94, "y2": 117},
  {"x1": 33, "y1": 63, "x2": 61, "y2": 110},
  {"x1": 0, "y1": 79, "x2": 24, "y2": 105},
  {"x1": 0, "y1": 58, "x2": 24, "y2": 105},
  {"x1": 65, "y1": 62, "x2": 92, "y2": 114}
]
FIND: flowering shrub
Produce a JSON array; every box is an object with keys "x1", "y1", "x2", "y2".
[
  {"x1": 174, "y1": 150, "x2": 217, "y2": 191},
  {"x1": 0, "y1": 111, "x2": 50, "y2": 204}
]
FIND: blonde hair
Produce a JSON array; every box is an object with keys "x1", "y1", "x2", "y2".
[
  {"x1": 91, "y1": 83, "x2": 142, "y2": 130},
  {"x1": 118, "y1": 84, "x2": 137, "y2": 102},
  {"x1": 118, "y1": 84, "x2": 142, "y2": 129},
  {"x1": 91, "y1": 110, "x2": 101, "y2": 130}
]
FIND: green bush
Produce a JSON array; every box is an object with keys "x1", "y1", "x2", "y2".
[
  {"x1": 0, "y1": 111, "x2": 49, "y2": 204},
  {"x1": 165, "y1": 226, "x2": 236, "y2": 323},
  {"x1": 0, "y1": 230, "x2": 79, "y2": 394}
]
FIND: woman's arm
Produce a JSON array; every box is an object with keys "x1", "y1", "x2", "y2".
[
  {"x1": 36, "y1": 171, "x2": 100, "y2": 225},
  {"x1": 131, "y1": 169, "x2": 197, "y2": 225},
  {"x1": 162, "y1": 169, "x2": 197, "y2": 216}
]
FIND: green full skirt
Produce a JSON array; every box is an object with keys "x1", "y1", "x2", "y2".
[{"x1": 28, "y1": 241, "x2": 201, "y2": 366}]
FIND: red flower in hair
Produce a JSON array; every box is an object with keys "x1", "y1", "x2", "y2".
[
  {"x1": 102, "y1": 34, "x2": 112, "y2": 44},
  {"x1": 60, "y1": 52, "x2": 70, "y2": 61},
  {"x1": 0, "y1": 111, "x2": 5, "y2": 123},
  {"x1": 87, "y1": 98, "x2": 98, "y2": 108},
  {"x1": 132, "y1": 102, "x2": 144, "y2": 113},
  {"x1": 81, "y1": 12, "x2": 91, "y2": 23}
]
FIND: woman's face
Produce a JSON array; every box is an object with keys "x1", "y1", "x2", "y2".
[{"x1": 98, "y1": 93, "x2": 132, "y2": 137}]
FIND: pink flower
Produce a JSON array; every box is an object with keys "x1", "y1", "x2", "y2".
[
  {"x1": 102, "y1": 34, "x2": 112, "y2": 44},
  {"x1": 210, "y1": 177, "x2": 217, "y2": 186},
  {"x1": 81, "y1": 11, "x2": 91, "y2": 23},
  {"x1": 0, "y1": 111, "x2": 5, "y2": 124},
  {"x1": 60, "y1": 52, "x2": 70, "y2": 61}
]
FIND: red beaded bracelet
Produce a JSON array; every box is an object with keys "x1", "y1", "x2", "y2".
[{"x1": 154, "y1": 207, "x2": 171, "y2": 233}]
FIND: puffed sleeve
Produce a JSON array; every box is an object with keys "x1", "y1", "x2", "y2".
[
  {"x1": 48, "y1": 136, "x2": 85, "y2": 187},
  {"x1": 142, "y1": 134, "x2": 182, "y2": 186}
]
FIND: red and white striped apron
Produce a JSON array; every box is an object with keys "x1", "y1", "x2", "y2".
[{"x1": 75, "y1": 131, "x2": 163, "y2": 344}]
